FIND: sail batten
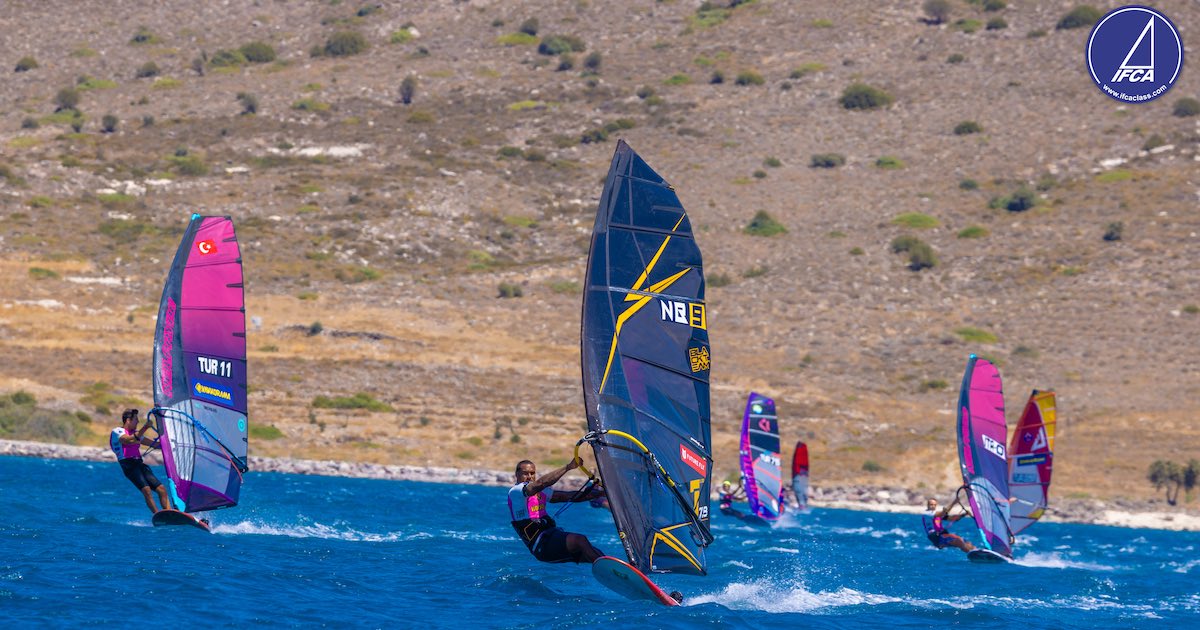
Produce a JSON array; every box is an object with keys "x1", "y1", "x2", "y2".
[
  {"x1": 582, "y1": 140, "x2": 712, "y2": 576},
  {"x1": 153, "y1": 216, "x2": 248, "y2": 514}
]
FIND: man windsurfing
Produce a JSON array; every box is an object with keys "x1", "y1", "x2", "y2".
[
  {"x1": 110, "y1": 409, "x2": 171, "y2": 514},
  {"x1": 718, "y1": 478, "x2": 747, "y2": 515},
  {"x1": 922, "y1": 496, "x2": 976, "y2": 553},
  {"x1": 508, "y1": 458, "x2": 606, "y2": 564}
]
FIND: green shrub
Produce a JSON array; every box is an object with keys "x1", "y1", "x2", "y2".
[
  {"x1": 892, "y1": 236, "x2": 938, "y2": 270},
  {"x1": 1057, "y1": 6, "x2": 1101, "y2": 30},
  {"x1": 170, "y1": 155, "x2": 208, "y2": 176},
  {"x1": 959, "y1": 178, "x2": 979, "y2": 190},
  {"x1": 953, "y1": 18, "x2": 982, "y2": 33},
  {"x1": 744, "y1": 210, "x2": 787, "y2": 237},
  {"x1": 664, "y1": 73, "x2": 691, "y2": 86},
  {"x1": 390, "y1": 28, "x2": 414, "y2": 44},
  {"x1": 954, "y1": 120, "x2": 982, "y2": 135},
  {"x1": 293, "y1": 97, "x2": 330, "y2": 112},
  {"x1": 849, "y1": 247, "x2": 864, "y2": 256},
  {"x1": 742, "y1": 265, "x2": 769, "y2": 279},
  {"x1": 875, "y1": 156, "x2": 905, "y2": 169},
  {"x1": 27, "y1": 195, "x2": 52, "y2": 208},
  {"x1": 947, "y1": 53, "x2": 965, "y2": 64},
  {"x1": 556, "y1": 54, "x2": 575, "y2": 71},
  {"x1": 307, "y1": 321, "x2": 323, "y2": 336},
  {"x1": 1027, "y1": 29, "x2": 1048, "y2": 38},
  {"x1": 549, "y1": 280, "x2": 580, "y2": 295},
  {"x1": 764, "y1": 156, "x2": 782, "y2": 168},
  {"x1": 135, "y1": 61, "x2": 160, "y2": 78},
  {"x1": 984, "y1": 0, "x2": 1007, "y2": 10},
  {"x1": 923, "y1": 0, "x2": 951, "y2": 24},
  {"x1": 498, "y1": 282, "x2": 524, "y2": 298},
  {"x1": 28, "y1": 267, "x2": 59, "y2": 280},
  {"x1": 399, "y1": 75, "x2": 418, "y2": 104},
  {"x1": 1183, "y1": 305, "x2": 1199, "y2": 315},
  {"x1": 708, "y1": 273, "x2": 732, "y2": 288},
  {"x1": 498, "y1": 146, "x2": 523, "y2": 158},
  {"x1": 735, "y1": 71, "x2": 764, "y2": 86},
  {"x1": 1102, "y1": 221, "x2": 1124, "y2": 242},
  {"x1": 239, "y1": 41, "x2": 277, "y2": 63},
  {"x1": 210, "y1": 49, "x2": 247, "y2": 67},
  {"x1": 840, "y1": 83, "x2": 893, "y2": 110},
  {"x1": 324, "y1": 31, "x2": 369, "y2": 57},
  {"x1": 957, "y1": 225, "x2": 989, "y2": 239},
  {"x1": 862, "y1": 460, "x2": 885, "y2": 473},
  {"x1": 496, "y1": 32, "x2": 538, "y2": 46},
  {"x1": 130, "y1": 27, "x2": 158, "y2": 45},
  {"x1": 54, "y1": 87, "x2": 81, "y2": 111},
  {"x1": 250, "y1": 424, "x2": 284, "y2": 440},
  {"x1": 407, "y1": 110, "x2": 434, "y2": 124},
  {"x1": 15, "y1": 56, "x2": 38, "y2": 72},
  {"x1": 237, "y1": 92, "x2": 259, "y2": 115},
  {"x1": 810, "y1": 153, "x2": 845, "y2": 168},
  {"x1": 709, "y1": 70, "x2": 725, "y2": 84},
  {"x1": 1173, "y1": 97, "x2": 1200, "y2": 118},
  {"x1": 580, "y1": 128, "x2": 608, "y2": 144},
  {"x1": 312, "y1": 392, "x2": 393, "y2": 412},
  {"x1": 584, "y1": 51, "x2": 602, "y2": 71},
  {"x1": 986, "y1": 17, "x2": 1008, "y2": 30},
  {"x1": 789, "y1": 63, "x2": 826, "y2": 79},
  {"x1": 538, "y1": 34, "x2": 586, "y2": 56},
  {"x1": 955, "y1": 327, "x2": 997, "y2": 344},
  {"x1": 1000, "y1": 187, "x2": 1036, "y2": 212},
  {"x1": 21, "y1": 117, "x2": 38, "y2": 129},
  {"x1": 101, "y1": 114, "x2": 118, "y2": 133},
  {"x1": 519, "y1": 17, "x2": 539, "y2": 36},
  {"x1": 892, "y1": 212, "x2": 940, "y2": 229}
]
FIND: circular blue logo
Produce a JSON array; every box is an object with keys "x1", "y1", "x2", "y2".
[
  {"x1": 1087, "y1": 6, "x2": 1184, "y2": 103},
  {"x1": 238, "y1": 417, "x2": 246, "y2": 433}
]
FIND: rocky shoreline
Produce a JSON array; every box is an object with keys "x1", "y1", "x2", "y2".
[{"x1": 6, "y1": 439, "x2": 1197, "y2": 531}]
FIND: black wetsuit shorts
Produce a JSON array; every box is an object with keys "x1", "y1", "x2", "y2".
[
  {"x1": 119, "y1": 458, "x2": 162, "y2": 490},
  {"x1": 532, "y1": 528, "x2": 580, "y2": 564}
]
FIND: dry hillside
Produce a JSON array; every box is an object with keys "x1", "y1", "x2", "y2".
[{"x1": 1, "y1": 0, "x2": 1198, "y2": 504}]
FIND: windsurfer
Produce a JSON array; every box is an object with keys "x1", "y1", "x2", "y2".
[
  {"x1": 923, "y1": 497, "x2": 975, "y2": 553},
  {"x1": 718, "y1": 478, "x2": 746, "y2": 513},
  {"x1": 110, "y1": 409, "x2": 171, "y2": 514},
  {"x1": 508, "y1": 458, "x2": 606, "y2": 564}
]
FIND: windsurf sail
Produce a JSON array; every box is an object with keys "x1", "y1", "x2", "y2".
[
  {"x1": 580, "y1": 140, "x2": 713, "y2": 576},
  {"x1": 955, "y1": 354, "x2": 1013, "y2": 558},
  {"x1": 153, "y1": 215, "x2": 248, "y2": 513},
  {"x1": 1008, "y1": 390, "x2": 1056, "y2": 535},
  {"x1": 791, "y1": 440, "x2": 809, "y2": 510},
  {"x1": 739, "y1": 393, "x2": 784, "y2": 521}
]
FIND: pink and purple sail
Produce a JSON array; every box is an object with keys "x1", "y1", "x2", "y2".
[
  {"x1": 153, "y1": 215, "x2": 248, "y2": 514},
  {"x1": 955, "y1": 355, "x2": 1012, "y2": 557},
  {"x1": 739, "y1": 392, "x2": 784, "y2": 522},
  {"x1": 1008, "y1": 390, "x2": 1056, "y2": 535}
]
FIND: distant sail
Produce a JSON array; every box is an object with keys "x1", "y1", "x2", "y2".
[
  {"x1": 581, "y1": 140, "x2": 713, "y2": 576},
  {"x1": 955, "y1": 355, "x2": 1012, "y2": 557},
  {"x1": 1008, "y1": 390, "x2": 1056, "y2": 535},
  {"x1": 153, "y1": 215, "x2": 248, "y2": 513},
  {"x1": 739, "y1": 393, "x2": 784, "y2": 521},
  {"x1": 792, "y1": 440, "x2": 809, "y2": 510}
]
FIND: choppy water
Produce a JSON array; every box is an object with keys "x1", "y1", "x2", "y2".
[{"x1": 2, "y1": 456, "x2": 1197, "y2": 628}]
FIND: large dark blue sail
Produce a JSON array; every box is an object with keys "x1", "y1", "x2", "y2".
[{"x1": 581, "y1": 140, "x2": 713, "y2": 576}]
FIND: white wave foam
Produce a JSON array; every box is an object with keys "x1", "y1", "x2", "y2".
[
  {"x1": 687, "y1": 581, "x2": 902, "y2": 612},
  {"x1": 210, "y1": 519, "x2": 408, "y2": 542},
  {"x1": 1014, "y1": 551, "x2": 1117, "y2": 571},
  {"x1": 1170, "y1": 558, "x2": 1200, "y2": 574},
  {"x1": 759, "y1": 547, "x2": 800, "y2": 554},
  {"x1": 722, "y1": 560, "x2": 751, "y2": 569}
]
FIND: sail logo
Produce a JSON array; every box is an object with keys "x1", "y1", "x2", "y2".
[
  {"x1": 758, "y1": 452, "x2": 780, "y2": 467},
  {"x1": 197, "y1": 239, "x2": 217, "y2": 255},
  {"x1": 1016, "y1": 454, "x2": 1047, "y2": 467},
  {"x1": 193, "y1": 379, "x2": 233, "y2": 404},
  {"x1": 1087, "y1": 6, "x2": 1183, "y2": 103},
  {"x1": 982, "y1": 434, "x2": 1006, "y2": 459},
  {"x1": 688, "y1": 346, "x2": 710, "y2": 372},
  {"x1": 1030, "y1": 428, "x2": 1048, "y2": 452},
  {"x1": 198, "y1": 356, "x2": 233, "y2": 378},
  {"x1": 158, "y1": 298, "x2": 177, "y2": 395},
  {"x1": 680, "y1": 444, "x2": 707, "y2": 476},
  {"x1": 659, "y1": 300, "x2": 706, "y2": 330}
]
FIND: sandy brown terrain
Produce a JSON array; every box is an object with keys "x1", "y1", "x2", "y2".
[{"x1": 1, "y1": 1, "x2": 1198, "y2": 506}]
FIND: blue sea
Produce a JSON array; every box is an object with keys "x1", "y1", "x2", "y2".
[{"x1": 2, "y1": 456, "x2": 1197, "y2": 628}]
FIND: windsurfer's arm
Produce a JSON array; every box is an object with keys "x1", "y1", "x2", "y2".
[
  {"x1": 118, "y1": 431, "x2": 140, "y2": 445},
  {"x1": 525, "y1": 457, "x2": 580, "y2": 497}
]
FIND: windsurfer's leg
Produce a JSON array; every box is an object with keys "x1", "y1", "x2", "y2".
[
  {"x1": 139, "y1": 487, "x2": 157, "y2": 513},
  {"x1": 566, "y1": 533, "x2": 603, "y2": 563},
  {"x1": 154, "y1": 485, "x2": 171, "y2": 510}
]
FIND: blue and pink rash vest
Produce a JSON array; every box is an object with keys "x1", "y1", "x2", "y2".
[
  {"x1": 109, "y1": 428, "x2": 142, "y2": 461},
  {"x1": 508, "y1": 482, "x2": 557, "y2": 549}
]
